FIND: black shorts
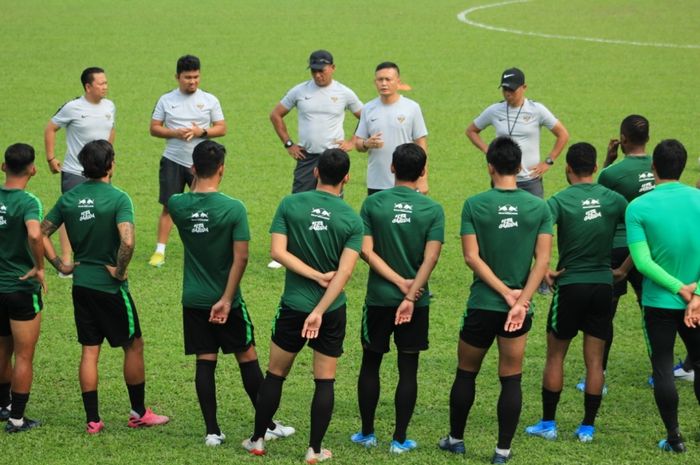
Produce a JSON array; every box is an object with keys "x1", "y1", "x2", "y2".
[
  {"x1": 361, "y1": 304, "x2": 429, "y2": 353},
  {"x1": 159, "y1": 157, "x2": 194, "y2": 205},
  {"x1": 73, "y1": 285, "x2": 142, "y2": 347},
  {"x1": 61, "y1": 171, "x2": 87, "y2": 193},
  {"x1": 292, "y1": 151, "x2": 320, "y2": 194},
  {"x1": 0, "y1": 291, "x2": 43, "y2": 337},
  {"x1": 183, "y1": 301, "x2": 256, "y2": 355},
  {"x1": 271, "y1": 304, "x2": 346, "y2": 357},
  {"x1": 611, "y1": 247, "x2": 643, "y2": 299},
  {"x1": 459, "y1": 308, "x2": 532, "y2": 349},
  {"x1": 547, "y1": 283, "x2": 613, "y2": 340}
]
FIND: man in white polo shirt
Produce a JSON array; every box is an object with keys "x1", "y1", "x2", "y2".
[
  {"x1": 44, "y1": 67, "x2": 116, "y2": 271},
  {"x1": 148, "y1": 55, "x2": 227, "y2": 268},
  {"x1": 355, "y1": 62, "x2": 429, "y2": 195}
]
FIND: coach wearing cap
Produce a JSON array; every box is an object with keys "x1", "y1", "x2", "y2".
[
  {"x1": 465, "y1": 67, "x2": 569, "y2": 197},
  {"x1": 270, "y1": 50, "x2": 363, "y2": 194}
]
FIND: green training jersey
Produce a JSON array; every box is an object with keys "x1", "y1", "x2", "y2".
[
  {"x1": 461, "y1": 188, "x2": 553, "y2": 313},
  {"x1": 45, "y1": 180, "x2": 133, "y2": 293},
  {"x1": 626, "y1": 182, "x2": 700, "y2": 310},
  {"x1": 360, "y1": 186, "x2": 445, "y2": 306},
  {"x1": 169, "y1": 192, "x2": 250, "y2": 309},
  {"x1": 547, "y1": 183, "x2": 627, "y2": 286},
  {"x1": 598, "y1": 155, "x2": 654, "y2": 248},
  {"x1": 0, "y1": 187, "x2": 43, "y2": 293},
  {"x1": 270, "y1": 190, "x2": 363, "y2": 313}
]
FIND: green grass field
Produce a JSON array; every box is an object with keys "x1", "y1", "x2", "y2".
[{"x1": 2, "y1": 0, "x2": 700, "y2": 463}]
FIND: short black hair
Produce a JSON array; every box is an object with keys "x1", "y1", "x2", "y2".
[
  {"x1": 177, "y1": 55, "x2": 200, "y2": 75},
  {"x1": 192, "y1": 140, "x2": 226, "y2": 178},
  {"x1": 486, "y1": 137, "x2": 521, "y2": 175},
  {"x1": 81, "y1": 67, "x2": 105, "y2": 90},
  {"x1": 566, "y1": 142, "x2": 597, "y2": 176},
  {"x1": 375, "y1": 61, "x2": 400, "y2": 75},
  {"x1": 620, "y1": 114, "x2": 649, "y2": 146},
  {"x1": 317, "y1": 148, "x2": 350, "y2": 185},
  {"x1": 392, "y1": 143, "x2": 426, "y2": 182},
  {"x1": 4, "y1": 143, "x2": 35, "y2": 175},
  {"x1": 653, "y1": 139, "x2": 687, "y2": 180},
  {"x1": 78, "y1": 140, "x2": 115, "y2": 179}
]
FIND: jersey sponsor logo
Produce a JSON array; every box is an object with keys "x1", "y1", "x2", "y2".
[
  {"x1": 309, "y1": 220, "x2": 328, "y2": 231},
  {"x1": 498, "y1": 204, "x2": 518, "y2": 215},
  {"x1": 392, "y1": 202, "x2": 413, "y2": 224},
  {"x1": 393, "y1": 202, "x2": 413, "y2": 213},
  {"x1": 499, "y1": 217, "x2": 518, "y2": 229},
  {"x1": 638, "y1": 172, "x2": 654, "y2": 182},
  {"x1": 584, "y1": 209, "x2": 602, "y2": 221},
  {"x1": 171, "y1": 104, "x2": 179, "y2": 109},
  {"x1": 581, "y1": 198, "x2": 600, "y2": 208},
  {"x1": 369, "y1": 117, "x2": 378, "y2": 122},
  {"x1": 190, "y1": 211, "x2": 209, "y2": 233},
  {"x1": 78, "y1": 198, "x2": 95, "y2": 208},
  {"x1": 397, "y1": 115, "x2": 406, "y2": 124},
  {"x1": 392, "y1": 213, "x2": 411, "y2": 224},
  {"x1": 79, "y1": 210, "x2": 96, "y2": 222},
  {"x1": 311, "y1": 208, "x2": 331, "y2": 220},
  {"x1": 304, "y1": 96, "x2": 312, "y2": 100},
  {"x1": 80, "y1": 115, "x2": 88, "y2": 118},
  {"x1": 0, "y1": 204, "x2": 6, "y2": 226},
  {"x1": 638, "y1": 173, "x2": 655, "y2": 194}
]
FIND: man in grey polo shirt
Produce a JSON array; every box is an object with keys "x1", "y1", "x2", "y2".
[
  {"x1": 466, "y1": 67, "x2": 569, "y2": 198},
  {"x1": 44, "y1": 67, "x2": 116, "y2": 270},
  {"x1": 148, "y1": 55, "x2": 227, "y2": 268},
  {"x1": 270, "y1": 50, "x2": 363, "y2": 194},
  {"x1": 355, "y1": 62, "x2": 429, "y2": 195}
]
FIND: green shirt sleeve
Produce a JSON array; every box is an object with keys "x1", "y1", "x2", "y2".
[
  {"x1": 427, "y1": 205, "x2": 445, "y2": 243},
  {"x1": 45, "y1": 199, "x2": 64, "y2": 228},
  {"x1": 460, "y1": 199, "x2": 475, "y2": 235},
  {"x1": 24, "y1": 193, "x2": 42, "y2": 222},
  {"x1": 344, "y1": 215, "x2": 364, "y2": 253},
  {"x1": 116, "y1": 192, "x2": 134, "y2": 224},
  {"x1": 628, "y1": 240, "x2": 684, "y2": 294},
  {"x1": 269, "y1": 197, "x2": 288, "y2": 235},
  {"x1": 232, "y1": 202, "x2": 251, "y2": 242},
  {"x1": 359, "y1": 198, "x2": 372, "y2": 236}
]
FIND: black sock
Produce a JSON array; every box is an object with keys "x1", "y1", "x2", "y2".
[
  {"x1": 252, "y1": 371, "x2": 285, "y2": 440},
  {"x1": 394, "y1": 352, "x2": 418, "y2": 443},
  {"x1": 126, "y1": 382, "x2": 146, "y2": 417},
  {"x1": 357, "y1": 349, "x2": 383, "y2": 436},
  {"x1": 542, "y1": 388, "x2": 561, "y2": 421},
  {"x1": 449, "y1": 368, "x2": 477, "y2": 440},
  {"x1": 239, "y1": 359, "x2": 276, "y2": 431},
  {"x1": 497, "y1": 374, "x2": 522, "y2": 450},
  {"x1": 0, "y1": 382, "x2": 10, "y2": 408},
  {"x1": 310, "y1": 379, "x2": 335, "y2": 453},
  {"x1": 582, "y1": 393, "x2": 602, "y2": 426},
  {"x1": 196, "y1": 360, "x2": 219, "y2": 435},
  {"x1": 82, "y1": 390, "x2": 100, "y2": 423},
  {"x1": 9, "y1": 392, "x2": 29, "y2": 420}
]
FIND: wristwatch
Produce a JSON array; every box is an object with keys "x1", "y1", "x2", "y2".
[
  {"x1": 544, "y1": 156, "x2": 554, "y2": 166},
  {"x1": 201, "y1": 128, "x2": 208, "y2": 138},
  {"x1": 284, "y1": 140, "x2": 294, "y2": 148}
]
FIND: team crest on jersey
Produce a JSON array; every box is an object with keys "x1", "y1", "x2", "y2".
[
  {"x1": 522, "y1": 114, "x2": 533, "y2": 123},
  {"x1": 498, "y1": 204, "x2": 518, "y2": 215},
  {"x1": 397, "y1": 115, "x2": 406, "y2": 124},
  {"x1": 330, "y1": 96, "x2": 338, "y2": 103},
  {"x1": 105, "y1": 113, "x2": 112, "y2": 120},
  {"x1": 0, "y1": 203, "x2": 6, "y2": 226},
  {"x1": 196, "y1": 103, "x2": 205, "y2": 110},
  {"x1": 582, "y1": 198, "x2": 602, "y2": 221},
  {"x1": 392, "y1": 202, "x2": 413, "y2": 224},
  {"x1": 78, "y1": 198, "x2": 95, "y2": 208},
  {"x1": 190, "y1": 211, "x2": 209, "y2": 233}
]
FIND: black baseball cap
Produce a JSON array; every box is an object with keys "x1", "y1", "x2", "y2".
[
  {"x1": 308, "y1": 50, "x2": 334, "y2": 70},
  {"x1": 499, "y1": 67, "x2": 525, "y2": 90}
]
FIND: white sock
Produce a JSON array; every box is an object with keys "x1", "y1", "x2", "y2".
[
  {"x1": 495, "y1": 447, "x2": 510, "y2": 457},
  {"x1": 155, "y1": 243, "x2": 166, "y2": 254},
  {"x1": 9, "y1": 417, "x2": 23, "y2": 426},
  {"x1": 449, "y1": 435, "x2": 462, "y2": 444}
]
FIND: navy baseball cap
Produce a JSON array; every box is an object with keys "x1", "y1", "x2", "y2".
[
  {"x1": 308, "y1": 50, "x2": 334, "y2": 70},
  {"x1": 499, "y1": 68, "x2": 525, "y2": 90}
]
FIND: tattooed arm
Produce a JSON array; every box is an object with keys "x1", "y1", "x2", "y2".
[{"x1": 106, "y1": 222, "x2": 134, "y2": 281}]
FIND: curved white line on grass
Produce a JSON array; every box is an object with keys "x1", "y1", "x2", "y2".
[{"x1": 457, "y1": 0, "x2": 700, "y2": 50}]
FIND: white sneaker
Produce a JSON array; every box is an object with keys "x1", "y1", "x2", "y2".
[
  {"x1": 242, "y1": 437, "x2": 266, "y2": 455},
  {"x1": 305, "y1": 447, "x2": 332, "y2": 464},
  {"x1": 673, "y1": 365, "x2": 695, "y2": 382},
  {"x1": 265, "y1": 420, "x2": 295, "y2": 440},
  {"x1": 267, "y1": 260, "x2": 283, "y2": 269},
  {"x1": 205, "y1": 432, "x2": 226, "y2": 446}
]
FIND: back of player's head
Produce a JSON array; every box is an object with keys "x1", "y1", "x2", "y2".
[
  {"x1": 177, "y1": 55, "x2": 200, "y2": 75},
  {"x1": 620, "y1": 114, "x2": 649, "y2": 146},
  {"x1": 392, "y1": 143, "x2": 426, "y2": 182},
  {"x1": 79, "y1": 140, "x2": 114, "y2": 179},
  {"x1": 566, "y1": 142, "x2": 597, "y2": 176},
  {"x1": 317, "y1": 148, "x2": 350, "y2": 185},
  {"x1": 3, "y1": 143, "x2": 35, "y2": 175},
  {"x1": 653, "y1": 139, "x2": 687, "y2": 180},
  {"x1": 192, "y1": 140, "x2": 226, "y2": 178},
  {"x1": 486, "y1": 137, "x2": 521, "y2": 175},
  {"x1": 81, "y1": 67, "x2": 105, "y2": 90},
  {"x1": 375, "y1": 61, "x2": 400, "y2": 75}
]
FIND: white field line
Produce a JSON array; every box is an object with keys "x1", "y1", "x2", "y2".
[{"x1": 457, "y1": 0, "x2": 700, "y2": 49}]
